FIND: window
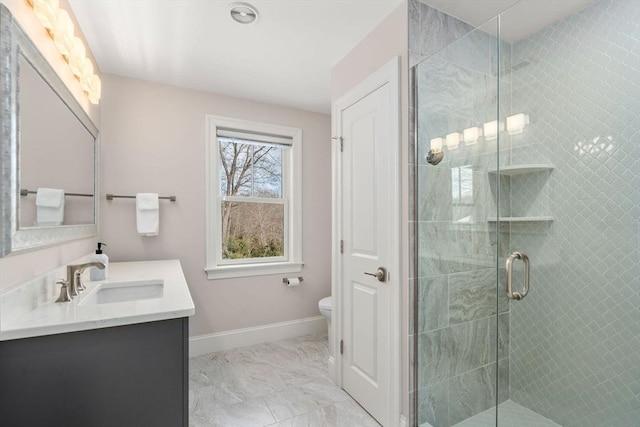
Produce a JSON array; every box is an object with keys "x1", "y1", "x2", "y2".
[
  {"x1": 206, "y1": 115, "x2": 303, "y2": 279},
  {"x1": 451, "y1": 165, "x2": 473, "y2": 205},
  {"x1": 451, "y1": 165, "x2": 474, "y2": 223}
]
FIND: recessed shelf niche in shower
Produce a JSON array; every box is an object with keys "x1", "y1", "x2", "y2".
[
  {"x1": 488, "y1": 163, "x2": 554, "y2": 222},
  {"x1": 487, "y1": 216, "x2": 554, "y2": 222},
  {"x1": 487, "y1": 164, "x2": 554, "y2": 175}
]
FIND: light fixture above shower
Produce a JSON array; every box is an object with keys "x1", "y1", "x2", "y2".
[
  {"x1": 483, "y1": 120, "x2": 504, "y2": 141},
  {"x1": 229, "y1": 2, "x2": 259, "y2": 25},
  {"x1": 463, "y1": 126, "x2": 482, "y2": 145},
  {"x1": 506, "y1": 113, "x2": 530, "y2": 135},
  {"x1": 446, "y1": 132, "x2": 462, "y2": 150},
  {"x1": 426, "y1": 113, "x2": 530, "y2": 163}
]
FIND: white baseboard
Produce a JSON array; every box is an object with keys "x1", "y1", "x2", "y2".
[{"x1": 189, "y1": 316, "x2": 327, "y2": 357}]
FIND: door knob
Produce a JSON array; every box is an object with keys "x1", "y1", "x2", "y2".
[{"x1": 364, "y1": 267, "x2": 387, "y2": 283}]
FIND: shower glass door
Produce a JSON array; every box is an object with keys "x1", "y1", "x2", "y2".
[
  {"x1": 414, "y1": 16, "x2": 506, "y2": 427},
  {"x1": 496, "y1": 1, "x2": 639, "y2": 426},
  {"x1": 415, "y1": 1, "x2": 639, "y2": 426}
]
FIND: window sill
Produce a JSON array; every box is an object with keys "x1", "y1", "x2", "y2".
[{"x1": 205, "y1": 261, "x2": 304, "y2": 280}]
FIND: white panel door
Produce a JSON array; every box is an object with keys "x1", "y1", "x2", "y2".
[{"x1": 340, "y1": 80, "x2": 393, "y2": 426}]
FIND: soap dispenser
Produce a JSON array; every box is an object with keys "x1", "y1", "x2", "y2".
[{"x1": 90, "y1": 242, "x2": 109, "y2": 281}]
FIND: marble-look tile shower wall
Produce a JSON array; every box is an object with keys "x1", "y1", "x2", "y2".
[
  {"x1": 408, "y1": 3, "x2": 474, "y2": 425},
  {"x1": 410, "y1": 2, "x2": 513, "y2": 425},
  {"x1": 408, "y1": 3, "x2": 475, "y2": 425},
  {"x1": 503, "y1": 1, "x2": 640, "y2": 426}
]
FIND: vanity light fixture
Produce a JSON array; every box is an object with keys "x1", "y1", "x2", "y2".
[
  {"x1": 88, "y1": 75, "x2": 101, "y2": 104},
  {"x1": 506, "y1": 113, "x2": 530, "y2": 135},
  {"x1": 51, "y1": 8, "x2": 73, "y2": 56},
  {"x1": 229, "y1": 2, "x2": 259, "y2": 25},
  {"x1": 31, "y1": 0, "x2": 58, "y2": 30},
  {"x1": 483, "y1": 120, "x2": 504, "y2": 141},
  {"x1": 446, "y1": 132, "x2": 462, "y2": 150},
  {"x1": 67, "y1": 37, "x2": 86, "y2": 76},
  {"x1": 79, "y1": 57, "x2": 94, "y2": 92},
  {"x1": 430, "y1": 137, "x2": 443, "y2": 153},
  {"x1": 27, "y1": 0, "x2": 101, "y2": 104},
  {"x1": 463, "y1": 126, "x2": 482, "y2": 145}
]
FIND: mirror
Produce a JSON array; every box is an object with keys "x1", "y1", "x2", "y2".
[
  {"x1": 0, "y1": 5, "x2": 98, "y2": 257},
  {"x1": 18, "y1": 56, "x2": 95, "y2": 227}
]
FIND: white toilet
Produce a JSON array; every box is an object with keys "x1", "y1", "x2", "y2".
[{"x1": 318, "y1": 296, "x2": 332, "y2": 328}]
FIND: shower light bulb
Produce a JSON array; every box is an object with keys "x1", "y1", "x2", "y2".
[
  {"x1": 483, "y1": 120, "x2": 504, "y2": 141},
  {"x1": 463, "y1": 127, "x2": 482, "y2": 145},
  {"x1": 430, "y1": 137, "x2": 443, "y2": 153},
  {"x1": 446, "y1": 132, "x2": 461, "y2": 150},
  {"x1": 506, "y1": 113, "x2": 530, "y2": 135}
]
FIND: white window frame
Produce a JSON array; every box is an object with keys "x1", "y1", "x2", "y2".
[{"x1": 205, "y1": 115, "x2": 303, "y2": 279}]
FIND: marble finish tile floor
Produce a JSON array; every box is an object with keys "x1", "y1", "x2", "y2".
[{"x1": 189, "y1": 332, "x2": 380, "y2": 426}]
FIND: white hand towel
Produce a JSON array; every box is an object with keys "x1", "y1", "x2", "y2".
[
  {"x1": 136, "y1": 193, "x2": 159, "y2": 236},
  {"x1": 36, "y1": 188, "x2": 65, "y2": 226}
]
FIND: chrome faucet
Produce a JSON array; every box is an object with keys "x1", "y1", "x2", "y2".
[{"x1": 66, "y1": 262, "x2": 105, "y2": 297}]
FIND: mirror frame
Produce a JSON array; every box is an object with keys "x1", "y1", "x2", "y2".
[{"x1": 0, "y1": 4, "x2": 99, "y2": 257}]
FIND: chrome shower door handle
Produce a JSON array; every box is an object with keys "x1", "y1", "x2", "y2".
[{"x1": 506, "y1": 252, "x2": 530, "y2": 300}]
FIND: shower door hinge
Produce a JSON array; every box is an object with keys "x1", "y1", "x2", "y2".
[
  {"x1": 340, "y1": 240, "x2": 344, "y2": 254},
  {"x1": 340, "y1": 340, "x2": 344, "y2": 355}
]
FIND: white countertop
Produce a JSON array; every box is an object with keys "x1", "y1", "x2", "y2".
[{"x1": 0, "y1": 260, "x2": 195, "y2": 341}]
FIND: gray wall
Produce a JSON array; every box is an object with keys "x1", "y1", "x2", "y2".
[{"x1": 100, "y1": 74, "x2": 332, "y2": 337}]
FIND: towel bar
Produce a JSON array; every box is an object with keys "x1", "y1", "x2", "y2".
[
  {"x1": 106, "y1": 194, "x2": 176, "y2": 201},
  {"x1": 20, "y1": 189, "x2": 93, "y2": 198}
]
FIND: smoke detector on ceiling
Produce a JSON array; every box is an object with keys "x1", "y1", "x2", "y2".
[{"x1": 229, "y1": 2, "x2": 259, "y2": 25}]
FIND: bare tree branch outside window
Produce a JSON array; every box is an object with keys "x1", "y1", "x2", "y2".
[{"x1": 218, "y1": 137, "x2": 285, "y2": 260}]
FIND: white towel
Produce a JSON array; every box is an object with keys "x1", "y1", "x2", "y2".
[
  {"x1": 136, "y1": 193, "x2": 159, "y2": 236},
  {"x1": 36, "y1": 188, "x2": 65, "y2": 226}
]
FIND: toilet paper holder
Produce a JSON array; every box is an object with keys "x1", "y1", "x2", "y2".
[{"x1": 282, "y1": 277, "x2": 304, "y2": 285}]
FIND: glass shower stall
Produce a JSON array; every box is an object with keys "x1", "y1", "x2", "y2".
[{"x1": 412, "y1": 1, "x2": 639, "y2": 426}]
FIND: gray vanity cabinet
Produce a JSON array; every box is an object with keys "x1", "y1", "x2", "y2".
[{"x1": 0, "y1": 318, "x2": 188, "y2": 427}]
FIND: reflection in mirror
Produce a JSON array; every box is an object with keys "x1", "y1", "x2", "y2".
[
  {"x1": 0, "y1": 4, "x2": 98, "y2": 257},
  {"x1": 18, "y1": 55, "x2": 95, "y2": 228}
]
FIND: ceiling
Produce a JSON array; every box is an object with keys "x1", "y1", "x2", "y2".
[
  {"x1": 68, "y1": 0, "x2": 402, "y2": 114},
  {"x1": 69, "y1": 0, "x2": 595, "y2": 114},
  {"x1": 421, "y1": 0, "x2": 595, "y2": 42}
]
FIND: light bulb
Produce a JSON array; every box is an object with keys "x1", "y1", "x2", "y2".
[
  {"x1": 463, "y1": 127, "x2": 482, "y2": 145},
  {"x1": 80, "y1": 58, "x2": 94, "y2": 92},
  {"x1": 32, "y1": 0, "x2": 60, "y2": 31},
  {"x1": 52, "y1": 8, "x2": 74, "y2": 56},
  {"x1": 483, "y1": 120, "x2": 503, "y2": 141},
  {"x1": 430, "y1": 137, "x2": 443, "y2": 153},
  {"x1": 446, "y1": 132, "x2": 461, "y2": 150},
  {"x1": 68, "y1": 37, "x2": 86, "y2": 77},
  {"x1": 88, "y1": 75, "x2": 101, "y2": 104},
  {"x1": 506, "y1": 113, "x2": 529, "y2": 135}
]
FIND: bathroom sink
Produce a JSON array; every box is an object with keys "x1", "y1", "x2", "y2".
[{"x1": 81, "y1": 280, "x2": 164, "y2": 305}]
